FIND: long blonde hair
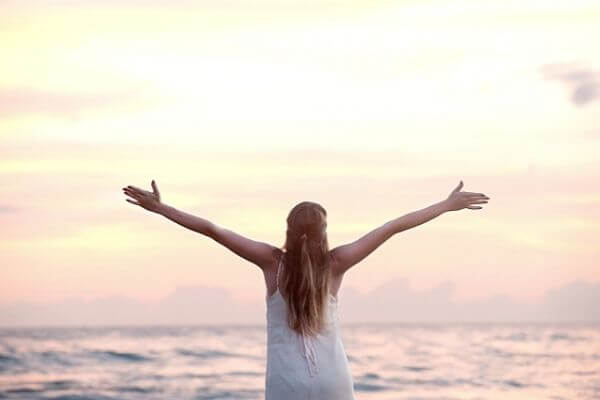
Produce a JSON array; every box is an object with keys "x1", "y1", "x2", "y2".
[{"x1": 280, "y1": 201, "x2": 331, "y2": 336}]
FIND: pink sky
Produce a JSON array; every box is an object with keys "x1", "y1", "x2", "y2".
[{"x1": 1, "y1": 0, "x2": 599, "y2": 319}]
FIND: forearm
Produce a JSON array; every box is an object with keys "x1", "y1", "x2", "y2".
[
  {"x1": 387, "y1": 199, "x2": 449, "y2": 234},
  {"x1": 156, "y1": 203, "x2": 214, "y2": 236}
]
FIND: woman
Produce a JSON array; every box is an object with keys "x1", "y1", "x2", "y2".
[{"x1": 122, "y1": 179, "x2": 489, "y2": 399}]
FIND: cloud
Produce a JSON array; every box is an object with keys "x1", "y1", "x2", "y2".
[
  {"x1": 0, "y1": 205, "x2": 18, "y2": 213},
  {"x1": 0, "y1": 87, "x2": 147, "y2": 119},
  {"x1": 0, "y1": 285, "x2": 265, "y2": 327},
  {"x1": 1, "y1": 279, "x2": 599, "y2": 326},
  {"x1": 540, "y1": 62, "x2": 600, "y2": 106},
  {"x1": 3, "y1": 0, "x2": 344, "y2": 10},
  {"x1": 537, "y1": 279, "x2": 600, "y2": 321},
  {"x1": 341, "y1": 278, "x2": 600, "y2": 323}
]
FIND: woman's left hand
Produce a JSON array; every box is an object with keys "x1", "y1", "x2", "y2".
[{"x1": 122, "y1": 180, "x2": 162, "y2": 213}]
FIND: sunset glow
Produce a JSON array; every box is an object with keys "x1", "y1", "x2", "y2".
[{"x1": 2, "y1": 0, "x2": 599, "y2": 323}]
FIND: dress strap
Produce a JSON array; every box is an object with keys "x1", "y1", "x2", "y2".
[{"x1": 276, "y1": 254, "x2": 283, "y2": 291}]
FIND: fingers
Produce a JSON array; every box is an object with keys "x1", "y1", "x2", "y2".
[
  {"x1": 123, "y1": 188, "x2": 146, "y2": 199},
  {"x1": 123, "y1": 187, "x2": 150, "y2": 196},
  {"x1": 462, "y1": 194, "x2": 490, "y2": 202},
  {"x1": 122, "y1": 188, "x2": 135, "y2": 198},
  {"x1": 122, "y1": 188, "x2": 151, "y2": 208},
  {"x1": 450, "y1": 180, "x2": 490, "y2": 198},
  {"x1": 127, "y1": 185, "x2": 151, "y2": 196},
  {"x1": 151, "y1": 179, "x2": 160, "y2": 196},
  {"x1": 464, "y1": 192, "x2": 489, "y2": 198},
  {"x1": 452, "y1": 180, "x2": 463, "y2": 193},
  {"x1": 124, "y1": 187, "x2": 141, "y2": 197},
  {"x1": 466, "y1": 205, "x2": 482, "y2": 209},
  {"x1": 469, "y1": 198, "x2": 489, "y2": 204}
]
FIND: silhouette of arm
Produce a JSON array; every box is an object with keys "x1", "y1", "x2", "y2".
[
  {"x1": 330, "y1": 200, "x2": 450, "y2": 275},
  {"x1": 157, "y1": 203, "x2": 277, "y2": 270},
  {"x1": 330, "y1": 181, "x2": 490, "y2": 275},
  {"x1": 122, "y1": 181, "x2": 276, "y2": 270}
]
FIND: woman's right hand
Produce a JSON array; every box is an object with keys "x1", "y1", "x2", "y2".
[{"x1": 444, "y1": 180, "x2": 490, "y2": 211}]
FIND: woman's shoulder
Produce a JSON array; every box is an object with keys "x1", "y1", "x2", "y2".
[
  {"x1": 272, "y1": 247, "x2": 284, "y2": 262},
  {"x1": 263, "y1": 248, "x2": 284, "y2": 275}
]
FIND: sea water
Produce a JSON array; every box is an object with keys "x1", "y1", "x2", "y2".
[{"x1": 0, "y1": 323, "x2": 598, "y2": 400}]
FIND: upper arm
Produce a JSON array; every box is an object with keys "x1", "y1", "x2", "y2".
[
  {"x1": 330, "y1": 221, "x2": 396, "y2": 275},
  {"x1": 207, "y1": 223, "x2": 279, "y2": 270}
]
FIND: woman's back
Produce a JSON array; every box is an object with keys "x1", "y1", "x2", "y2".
[{"x1": 265, "y1": 254, "x2": 356, "y2": 400}]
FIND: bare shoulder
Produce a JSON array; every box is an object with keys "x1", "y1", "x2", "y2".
[
  {"x1": 328, "y1": 248, "x2": 345, "y2": 276},
  {"x1": 328, "y1": 250, "x2": 346, "y2": 296},
  {"x1": 262, "y1": 247, "x2": 284, "y2": 279}
]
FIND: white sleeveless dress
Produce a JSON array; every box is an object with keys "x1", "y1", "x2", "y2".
[{"x1": 265, "y1": 255, "x2": 356, "y2": 400}]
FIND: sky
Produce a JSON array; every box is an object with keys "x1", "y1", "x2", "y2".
[{"x1": 1, "y1": 0, "x2": 600, "y2": 324}]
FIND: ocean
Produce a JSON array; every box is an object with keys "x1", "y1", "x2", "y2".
[{"x1": 0, "y1": 323, "x2": 598, "y2": 400}]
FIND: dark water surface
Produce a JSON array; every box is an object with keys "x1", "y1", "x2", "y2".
[{"x1": 0, "y1": 323, "x2": 598, "y2": 399}]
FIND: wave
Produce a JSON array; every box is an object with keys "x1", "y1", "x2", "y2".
[
  {"x1": 353, "y1": 382, "x2": 389, "y2": 392},
  {"x1": 0, "y1": 324, "x2": 597, "y2": 400},
  {"x1": 175, "y1": 349, "x2": 233, "y2": 359},
  {"x1": 89, "y1": 350, "x2": 152, "y2": 362}
]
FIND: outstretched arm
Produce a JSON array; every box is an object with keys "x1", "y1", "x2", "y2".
[
  {"x1": 123, "y1": 180, "x2": 277, "y2": 270},
  {"x1": 330, "y1": 180, "x2": 489, "y2": 275}
]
